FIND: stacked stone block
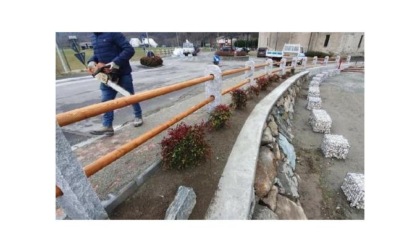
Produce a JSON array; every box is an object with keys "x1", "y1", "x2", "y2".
[
  {"x1": 312, "y1": 76, "x2": 322, "y2": 83},
  {"x1": 307, "y1": 96, "x2": 322, "y2": 110},
  {"x1": 310, "y1": 109, "x2": 332, "y2": 133},
  {"x1": 309, "y1": 80, "x2": 320, "y2": 87},
  {"x1": 341, "y1": 173, "x2": 364, "y2": 209},
  {"x1": 308, "y1": 86, "x2": 320, "y2": 97},
  {"x1": 321, "y1": 134, "x2": 350, "y2": 159}
]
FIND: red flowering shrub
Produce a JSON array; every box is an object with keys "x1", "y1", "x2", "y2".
[
  {"x1": 160, "y1": 122, "x2": 210, "y2": 170},
  {"x1": 207, "y1": 104, "x2": 232, "y2": 130},
  {"x1": 245, "y1": 84, "x2": 260, "y2": 99},
  {"x1": 256, "y1": 76, "x2": 270, "y2": 91},
  {"x1": 268, "y1": 73, "x2": 280, "y2": 82},
  {"x1": 230, "y1": 89, "x2": 248, "y2": 109}
]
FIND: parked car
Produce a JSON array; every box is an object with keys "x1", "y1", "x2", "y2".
[{"x1": 257, "y1": 47, "x2": 267, "y2": 57}]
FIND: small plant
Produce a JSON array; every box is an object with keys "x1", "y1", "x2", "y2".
[
  {"x1": 268, "y1": 73, "x2": 280, "y2": 82},
  {"x1": 244, "y1": 84, "x2": 260, "y2": 99},
  {"x1": 160, "y1": 122, "x2": 210, "y2": 170},
  {"x1": 207, "y1": 104, "x2": 232, "y2": 130},
  {"x1": 256, "y1": 76, "x2": 270, "y2": 91},
  {"x1": 230, "y1": 88, "x2": 248, "y2": 109},
  {"x1": 249, "y1": 84, "x2": 260, "y2": 97},
  {"x1": 291, "y1": 67, "x2": 295, "y2": 75}
]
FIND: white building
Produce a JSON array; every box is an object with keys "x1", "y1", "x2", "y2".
[{"x1": 258, "y1": 32, "x2": 364, "y2": 56}]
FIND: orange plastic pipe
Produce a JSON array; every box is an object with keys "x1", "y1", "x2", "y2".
[
  {"x1": 221, "y1": 63, "x2": 268, "y2": 77},
  {"x1": 56, "y1": 75, "x2": 214, "y2": 127},
  {"x1": 222, "y1": 79, "x2": 250, "y2": 95},
  {"x1": 255, "y1": 63, "x2": 269, "y2": 69},
  {"x1": 222, "y1": 67, "x2": 250, "y2": 77},
  {"x1": 56, "y1": 96, "x2": 215, "y2": 197}
]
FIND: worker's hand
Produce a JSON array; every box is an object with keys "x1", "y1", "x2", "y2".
[
  {"x1": 104, "y1": 62, "x2": 119, "y2": 74},
  {"x1": 87, "y1": 61, "x2": 97, "y2": 74},
  {"x1": 95, "y1": 62, "x2": 107, "y2": 73}
]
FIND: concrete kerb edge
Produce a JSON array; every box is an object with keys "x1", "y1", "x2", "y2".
[
  {"x1": 101, "y1": 159, "x2": 162, "y2": 214},
  {"x1": 205, "y1": 71, "x2": 309, "y2": 220}
]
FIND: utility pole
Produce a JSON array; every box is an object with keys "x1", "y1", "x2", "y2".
[{"x1": 56, "y1": 41, "x2": 70, "y2": 73}]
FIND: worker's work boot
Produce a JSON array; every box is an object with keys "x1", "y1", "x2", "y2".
[
  {"x1": 90, "y1": 126, "x2": 114, "y2": 136},
  {"x1": 133, "y1": 117, "x2": 143, "y2": 127}
]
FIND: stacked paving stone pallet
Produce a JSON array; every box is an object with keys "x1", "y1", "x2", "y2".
[
  {"x1": 307, "y1": 79, "x2": 322, "y2": 110},
  {"x1": 310, "y1": 109, "x2": 332, "y2": 133},
  {"x1": 307, "y1": 96, "x2": 322, "y2": 110},
  {"x1": 306, "y1": 67, "x2": 365, "y2": 211},
  {"x1": 321, "y1": 134, "x2": 350, "y2": 159},
  {"x1": 306, "y1": 72, "x2": 329, "y2": 110},
  {"x1": 341, "y1": 173, "x2": 364, "y2": 209},
  {"x1": 308, "y1": 86, "x2": 320, "y2": 97}
]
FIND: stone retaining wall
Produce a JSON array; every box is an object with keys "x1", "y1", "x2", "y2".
[
  {"x1": 206, "y1": 63, "x2": 354, "y2": 220},
  {"x1": 205, "y1": 70, "x2": 309, "y2": 220}
]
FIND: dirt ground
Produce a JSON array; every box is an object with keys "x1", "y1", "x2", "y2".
[
  {"x1": 293, "y1": 71, "x2": 365, "y2": 220},
  {"x1": 110, "y1": 78, "x2": 285, "y2": 219},
  {"x1": 110, "y1": 70, "x2": 365, "y2": 220}
]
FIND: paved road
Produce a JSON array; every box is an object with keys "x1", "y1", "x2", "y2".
[{"x1": 56, "y1": 52, "x2": 267, "y2": 146}]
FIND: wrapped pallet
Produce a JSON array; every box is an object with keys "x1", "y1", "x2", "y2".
[
  {"x1": 312, "y1": 76, "x2": 322, "y2": 83},
  {"x1": 308, "y1": 86, "x2": 320, "y2": 98},
  {"x1": 309, "y1": 80, "x2": 320, "y2": 87},
  {"x1": 321, "y1": 134, "x2": 350, "y2": 159},
  {"x1": 310, "y1": 109, "x2": 332, "y2": 133},
  {"x1": 307, "y1": 96, "x2": 322, "y2": 110},
  {"x1": 341, "y1": 173, "x2": 364, "y2": 209}
]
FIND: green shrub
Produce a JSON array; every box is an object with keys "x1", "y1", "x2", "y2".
[
  {"x1": 230, "y1": 89, "x2": 248, "y2": 109},
  {"x1": 160, "y1": 122, "x2": 210, "y2": 170},
  {"x1": 207, "y1": 104, "x2": 232, "y2": 130},
  {"x1": 140, "y1": 56, "x2": 163, "y2": 67},
  {"x1": 215, "y1": 51, "x2": 247, "y2": 57},
  {"x1": 305, "y1": 51, "x2": 332, "y2": 58}
]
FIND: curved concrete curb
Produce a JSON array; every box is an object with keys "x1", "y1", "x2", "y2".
[
  {"x1": 205, "y1": 71, "x2": 309, "y2": 220},
  {"x1": 205, "y1": 63, "x2": 356, "y2": 220}
]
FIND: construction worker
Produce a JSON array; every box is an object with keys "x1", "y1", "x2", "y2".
[{"x1": 87, "y1": 32, "x2": 143, "y2": 136}]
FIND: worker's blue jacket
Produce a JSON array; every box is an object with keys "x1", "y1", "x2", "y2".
[{"x1": 88, "y1": 32, "x2": 134, "y2": 75}]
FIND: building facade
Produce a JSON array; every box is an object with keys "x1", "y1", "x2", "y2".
[{"x1": 258, "y1": 32, "x2": 364, "y2": 56}]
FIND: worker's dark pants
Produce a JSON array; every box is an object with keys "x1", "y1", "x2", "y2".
[{"x1": 100, "y1": 74, "x2": 142, "y2": 127}]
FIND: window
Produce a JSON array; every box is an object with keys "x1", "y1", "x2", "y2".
[
  {"x1": 358, "y1": 35, "x2": 364, "y2": 48},
  {"x1": 324, "y1": 35, "x2": 330, "y2": 47}
]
